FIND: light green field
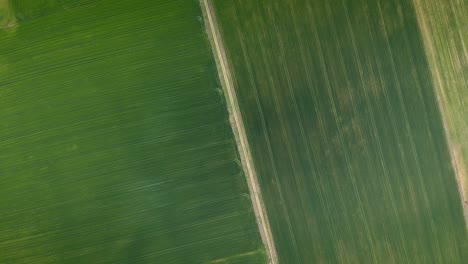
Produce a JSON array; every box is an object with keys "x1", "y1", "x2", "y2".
[
  {"x1": 0, "y1": 0, "x2": 264, "y2": 262},
  {"x1": 213, "y1": 0, "x2": 468, "y2": 262}
]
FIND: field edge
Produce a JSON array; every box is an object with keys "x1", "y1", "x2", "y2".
[
  {"x1": 412, "y1": 0, "x2": 468, "y2": 230},
  {"x1": 199, "y1": 0, "x2": 279, "y2": 263}
]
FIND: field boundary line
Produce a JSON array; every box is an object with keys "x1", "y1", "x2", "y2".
[
  {"x1": 200, "y1": 0, "x2": 279, "y2": 263},
  {"x1": 412, "y1": 0, "x2": 468, "y2": 230}
]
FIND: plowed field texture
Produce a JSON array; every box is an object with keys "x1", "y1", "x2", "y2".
[
  {"x1": 0, "y1": 0, "x2": 265, "y2": 263},
  {"x1": 213, "y1": 0, "x2": 468, "y2": 263}
]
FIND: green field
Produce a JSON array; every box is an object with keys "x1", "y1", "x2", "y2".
[
  {"x1": 0, "y1": 0, "x2": 265, "y2": 262},
  {"x1": 213, "y1": 0, "x2": 468, "y2": 262}
]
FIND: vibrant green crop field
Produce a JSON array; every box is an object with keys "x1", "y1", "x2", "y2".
[
  {"x1": 213, "y1": 0, "x2": 468, "y2": 262},
  {"x1": 0, "y1": 0, "x2": 264, "y2": 262}
]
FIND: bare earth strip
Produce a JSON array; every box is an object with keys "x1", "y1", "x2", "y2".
[
  {"x1": 413, "y1": 0, "x2": 468, "y2": 230},
  {"x1": 200, "y1": 0, "x2": 279, "y2": 263},
  {"x1": 0, "y1": 0, "x2": 17, "y2": 29}
]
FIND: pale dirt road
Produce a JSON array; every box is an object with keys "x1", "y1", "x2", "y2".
[
  {"x1": 200, "y1": 0, "x2": 279, "y2": 263},
  {"x1": 413, "y1": 0, "x2": 468, "y2": 230}
]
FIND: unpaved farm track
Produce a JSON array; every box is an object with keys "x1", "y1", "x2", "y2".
[
  {"x1": 200, "y1": 0, "x2": 279, "y2": 263},
  {"x1": 413, "y1": 0, "x2": 468, "y2": 230}
]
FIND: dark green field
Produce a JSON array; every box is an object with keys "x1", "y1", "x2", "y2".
[
  {"x1": 0, "y1": 0, "x2": 265, "y2": 262},
  {"x1": 213, "y1": 0, "x2": 468, "y2": 262}
]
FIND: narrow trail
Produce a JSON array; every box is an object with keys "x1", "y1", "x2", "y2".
[
  {"x1": 200, "y1": 0, "x2": 279, "y2": 263},
  {"x1": 412, "y1": 0, "x2": 468, "y2": 231}
]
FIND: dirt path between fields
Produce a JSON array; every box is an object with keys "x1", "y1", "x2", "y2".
[
  {"x1": 413, "y1": 0, "x2": 468, "y2": 230},
  {"x1": 200, "y1": 1, "x2": 279, "y2": 263}
]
